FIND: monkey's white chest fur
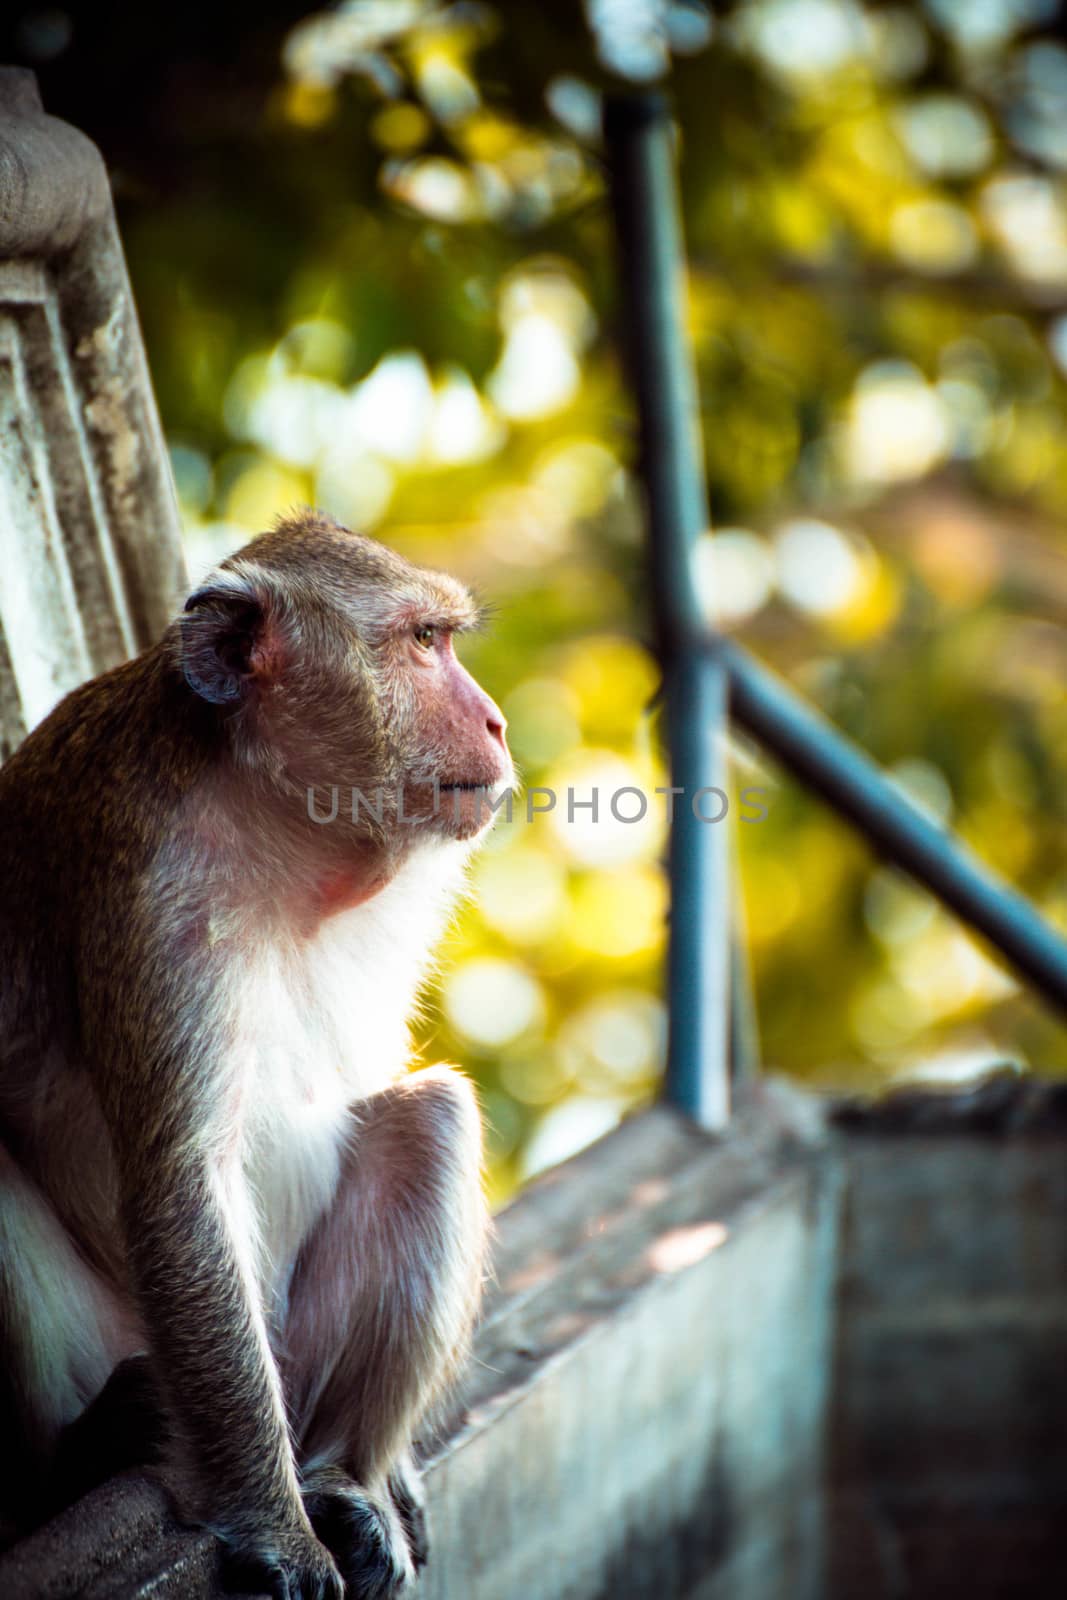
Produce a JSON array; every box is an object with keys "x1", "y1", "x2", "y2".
[{"x1": 227, "y1": 841, "x2": 469, "y2": 1303}]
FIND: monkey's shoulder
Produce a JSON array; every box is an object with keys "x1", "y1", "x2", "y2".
[
  {"x1": 0, "y1": 649, "x2": 218, "y2": 886},
  {"x1": 3, "y1": 642, "x2": 217, "y2": 780}
]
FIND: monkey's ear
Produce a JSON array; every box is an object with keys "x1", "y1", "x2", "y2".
[{"x1": 180, "y1": 583, "x2": 267, "y2": 706}]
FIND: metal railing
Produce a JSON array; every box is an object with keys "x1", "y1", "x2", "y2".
[{"x1": 604, "y1": 94, "x2": 1067, "y2": 1130}]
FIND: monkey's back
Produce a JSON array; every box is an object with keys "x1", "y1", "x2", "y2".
[{"x1": 0, "y1": 644, "x2": 213, "y2": 1275}]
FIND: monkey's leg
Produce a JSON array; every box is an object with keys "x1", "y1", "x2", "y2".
[
  {"x1": 282, "y1": 1066, "x2": 487, "y2": 1596},
  {"x1": 0, "y1": 1146, "x2": 142, "y2": 1534},
  {"x1": 47, "y1": 1355, "x2": 168, "y2": 1516}
]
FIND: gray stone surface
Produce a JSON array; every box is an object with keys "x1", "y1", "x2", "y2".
[
  {"x1": 0, "y1": 68, "x2": 108, "y2": 258},
  {"x1": 0, "y1": 67, "x2": 186, "y2": 758},
  {"x1": 829, "y1": 1117, "x2": 1067, "y2": 1597}
]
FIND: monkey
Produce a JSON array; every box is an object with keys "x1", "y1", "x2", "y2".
[{"x1": 0, "y1": 511, "x2": 514, "y2": 1598}]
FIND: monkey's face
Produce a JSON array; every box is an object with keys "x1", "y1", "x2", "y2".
[
  {"x1": 380, "y1": 620, "x2": 513, "y2": 843},
  {"x1": 178, "y1": 516, "x2": 513, "y2": 850}
]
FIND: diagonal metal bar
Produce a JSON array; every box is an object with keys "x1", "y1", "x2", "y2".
[{"x1": 715, "y1": 636, "x2": 1067, "y2": 1013}]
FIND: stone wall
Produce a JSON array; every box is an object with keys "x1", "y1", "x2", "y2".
[{"x1": 830, "y1": 1081, "x2": 1067, "y2": 1596}]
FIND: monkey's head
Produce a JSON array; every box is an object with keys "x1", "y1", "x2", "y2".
[{"x1": 176, "y1": 513, "x2": 513, "y2": 852}]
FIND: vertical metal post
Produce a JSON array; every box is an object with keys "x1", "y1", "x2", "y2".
[{"x1": 605, "y1": 94, "x2": 732, "y2": 1128}]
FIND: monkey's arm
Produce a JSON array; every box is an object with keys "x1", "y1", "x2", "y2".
[{"x1": 85, "y1": 955, "x2": 343, "y2": 1600}]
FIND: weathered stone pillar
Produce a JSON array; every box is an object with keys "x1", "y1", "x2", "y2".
[{"x1": 0, "y1": 66, "x2": 186, "y2": 759}]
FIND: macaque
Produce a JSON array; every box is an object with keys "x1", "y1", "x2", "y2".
[{"x1": 0, "y1": 513, "x2": 513, "y2": 1598}]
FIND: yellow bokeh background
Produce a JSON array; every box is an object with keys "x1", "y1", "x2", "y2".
[{"x1": 74, "y1": 0, "x2": 1067, "y2": 1198}]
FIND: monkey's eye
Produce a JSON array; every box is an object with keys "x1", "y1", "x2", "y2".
[{"x1": 413, "y1": 624, "x2": 436, "y2": 650}]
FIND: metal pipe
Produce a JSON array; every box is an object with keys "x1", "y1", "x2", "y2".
[
  {"x1": 717, "y1": 637, "x2": 1067, "y2": 1013},
  {"x1": 666, "y1": 653, "x2": 732, "y2": 1125},
  {"x1": 605, "y1": 93, "x2": 733, "y2": 1127}
]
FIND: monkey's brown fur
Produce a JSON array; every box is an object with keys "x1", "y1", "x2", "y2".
[{"x1": 0, "y1": 513, "x2": 512, "y2": 1599}]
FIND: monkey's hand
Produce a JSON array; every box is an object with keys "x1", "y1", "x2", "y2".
[
  {"x1": 387, "y1": 1455, "x2": 429, "y2": 1572},
  {"x1": 220, "y1": 1522, "x2": 345, "y2": 1600},
  {"x1": 303, "y1": 1468, "x2": 417, "y2": 1599}
]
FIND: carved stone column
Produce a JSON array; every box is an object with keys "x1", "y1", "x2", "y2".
[{"x1": 0, "y1": 66, "x2": 186, "y2": 758}]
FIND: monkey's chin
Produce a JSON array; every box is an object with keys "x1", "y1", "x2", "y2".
[{"x1": 429, "y1": 780, "x2": 512, "y2": 841}]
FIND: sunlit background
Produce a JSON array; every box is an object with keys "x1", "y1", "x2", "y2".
[{"x1": 8, "y1": 0, "x2": 1067, "y2": 1199}]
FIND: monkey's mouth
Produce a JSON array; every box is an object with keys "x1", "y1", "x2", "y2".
[{"x1": 408, "y1": 774, "x2": 515, "y2": 838}]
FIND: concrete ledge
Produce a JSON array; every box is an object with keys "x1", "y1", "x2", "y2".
[
  {"x1": 0, "y1": 1093, "x2": 843, "y2": 1600},
  {"x1": 829, "y1": 1081, "x2": 1067, "y2": 1598}
]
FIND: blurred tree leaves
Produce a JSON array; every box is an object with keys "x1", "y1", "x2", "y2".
[{"x1": 7, "y1": 0, "x2": 1067, "y2": 1195}]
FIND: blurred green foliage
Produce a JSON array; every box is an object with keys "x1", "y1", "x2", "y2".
[{"x1": 8, "y1": 0, "x2": 1067, "y2": 1198}]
